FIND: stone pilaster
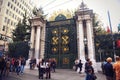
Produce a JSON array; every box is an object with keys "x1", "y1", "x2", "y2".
[
  {"x1": 76, "y1": 19, "x2": 86, "y2": 72},
  {"x1": 79, "y1": 21, "x2": 86, "y2": 62},
  {"x1": 39, "y1": 23, "x2": 46, "y2": 59},
  {"x1": 29, "y1": 26, "x2": 35, "y2": 58},
  {"x1": 35, "y1": 26, "x2": 41, "y2": 59},
  {"x1": 86, "y1": 20, "x2": 97, "y2": 72}
]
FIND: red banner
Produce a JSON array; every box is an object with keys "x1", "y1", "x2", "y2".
[{"x1": 116, "y1": 40, "x2": 120, "y2": 48}]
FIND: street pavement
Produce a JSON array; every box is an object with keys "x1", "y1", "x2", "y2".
[{"x1": 2, "y1": 69, "x2": 106, "y2": 80}]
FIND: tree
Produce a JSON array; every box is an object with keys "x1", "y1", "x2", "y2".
[
  {"x1": 8, "y1": 41, "x2": 29, "y2": 59},
  {"x1": 9, "y1": 12, "x2": 31, "y2": 59},
  {"x1": 93, "y1": 13, "x2": 106, "y2": 35},
  {"x1": 12, "y1": 12, "x2": 31, "y2": 42}
]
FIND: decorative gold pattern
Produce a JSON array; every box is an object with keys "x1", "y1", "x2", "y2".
[
  {"x1": 52, "y1": 37, "x2": 58, "y2": 45},
  {"x1": 62, "y1": 46, "x2": 69, "y2": 53},
  {"x1": 48, "y1": 10, "x2": 74, "y2": 21},
  {"x1": 52, "y1": 29, "x2": 58, "y2": 34},
  {"x1": 52, "y1": 47, "x2": 58, "y2": 53},
  {"x1": 62, "y1": 28, "x2": 69, "y2": 34},
  {"x1": 63, "y1": 58, "x2": 69, "y2": 64},
  {"x1": 51, "y1": 27, "x2": 70, "y2": 54},
  {"x1": 62, "y1": 36, "x2": 69, "y2": 44}
]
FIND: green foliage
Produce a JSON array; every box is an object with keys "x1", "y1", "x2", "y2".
[
  {"x1": 95, "y1": 34, "x2": 113, "y2": 49},
  {"x1": 8, "y1": 41, "x2": 29, "y2": 59},
  {"x1": 93, "y1": 13, "x2": 106, "y2": 35},
  {"x1": 10, "y1": 12, "x2": 31, "y2": 59},
  {"x1": 12, "y1": 12, "x2": 31, "y2": 42},
  {"x1": 95, "y1": 33, "x2": 120, "y2": 62}
]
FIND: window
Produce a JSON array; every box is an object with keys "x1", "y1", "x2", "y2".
[
  {"x1": 13, "y1": 7, "x2": 15, "y2": 11},
  {"x1": 7, "y1": 19, "x2": 10, "y2": 24},
  {"x1": 6, "y1": 9, "x2": 9, "y2": 14},
  {"x1": 2, "y1": 26, "x2": 5, "y2": 31},
  {"x1": 11, "y1": 4, "x2": 13, "y2": 9},
  {"x1": 9, "y1": 11, "x2": 11, "y2": 16},
  {"x1": 18, "y1": 11, "x2": 20, "y2": 14},
  {"x1": 0, "y1": 1, "x2": 3, "y2": 5},
  {"x1": 12, "y1": 14, "x2": 14, "y2": 18},
  {"x1": 15, "y1": 15, "x2": 16, "y2": 19},
  {"x1": 16, "y1": 9, "x2": 18, "y2": 12},
  {"x1": 12, "y1": 0, "x2": 14, "y2": 2},
  {"x1": 14, "y1": 22, "x2": 16, "y2": 26},
  {"x1": 11, "y1": 21, "x2": 13, "y2": 26},
  {"x1": 17, "y1": 3, "x2": 19, "y2": 6},
  {"x1": 20, "y1": 4, "x2": 21, "y2": 8},
  {"x1": 4, "y1": 17, "x2": 7, "y2": 23},
  {"x1": 22, "y1": 6, "x2": 23, "y2": 10},
  {"x1": 15, "y1": 0, "x2": 17, "y2": 4},
  {"x1": 8, "y1": 2, "x2": 10, "y2": 7}
]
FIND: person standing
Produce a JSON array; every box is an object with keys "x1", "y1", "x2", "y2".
[
  {"x1": 78, "y1": 60, "x2": 83, "y2": 73},
  {"x1": 74, "y1": 58, "x2": 79, "y2": 71},
  {"x1": 16, "y1": 58, "x2": 21, "y2": 75},
  {"x1": 101, "y1": 60, "x2": 107, "y2": 74},
  {"x1": 37, "y1": 59, "x2": 46, "y2": 79},
  {"x1": 85, "y1": 61, "x2": 96, "y2": 80},
  {"x1": 51, "y1": 59, "x2": 56, "y2": 72},
  {"x1": 20, "y1": 57, "x2": 26, "y2": 74},
  {"x1": 104, "y1": 57, "x2": 114, "y2": 80},
  {"x1": 45, "y1": 59, "x2": 51, "y2": 79},
  {"x1": 85, "y1": 58, "x2": 90, "y2": 73},
  {"x1": 113, "y1": 56, "x2": 120, "y2": 80}
]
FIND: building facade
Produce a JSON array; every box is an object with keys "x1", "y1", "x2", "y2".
[{"x1": 0, "y1": 0, "x2": 34, "y2": 51}]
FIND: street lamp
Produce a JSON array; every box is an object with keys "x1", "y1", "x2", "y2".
[
  {"x1": 84, "y1": 38, "x2": 88, "y2": 59},
  {"x1": 28, "y1": 41, "x2": 32, "y2": 59},
  {"x1": 98, "y1": 48, "x2": 102, "y2": 61},
  {"x1": 28, "y1": 41, "x2": 32, "y2": 46}
]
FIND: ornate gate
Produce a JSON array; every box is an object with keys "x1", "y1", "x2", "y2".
[{"x1": 45, "y1": 17, "x2": 77, "y2": 69}]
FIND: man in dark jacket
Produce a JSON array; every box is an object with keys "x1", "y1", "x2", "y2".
[{"x1": 104, "y1": 57, "x2": 114, "y2": 80}]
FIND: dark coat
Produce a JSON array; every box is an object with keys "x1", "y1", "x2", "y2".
[{"x1": 104, "y1": 62, "x2": 114, "y2": 77}]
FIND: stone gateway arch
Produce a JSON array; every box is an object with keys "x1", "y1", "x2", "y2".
[{"x1": 29, "y1": 2, "x2": 97, "y2": 71}]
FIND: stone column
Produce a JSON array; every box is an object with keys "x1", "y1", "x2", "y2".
[
  {"x1": 79, "y1": 21, "x2": 86, "y2": 62},
  {"x1": 86, "y1": 19, "x2": 97, "y2": 72},
  {"x1": 35, "y1": 26, "x2": 41, "y2": 59},
  {"x1": 39, "y1": 25, "x2": 45, "y2": 59},
  {"x1": 86, "y1": 20, "x2": 94, "y2": 60},
  {"x1": 77, "y1": 20, "x2": 86, "y2": 72},
  {"x1": 29, "y1": 26, "x2": 35, "y2": 58}
]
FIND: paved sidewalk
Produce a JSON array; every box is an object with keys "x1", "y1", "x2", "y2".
[{"x1": 2, "y1": 69, "x2": 106, "y2": 80}]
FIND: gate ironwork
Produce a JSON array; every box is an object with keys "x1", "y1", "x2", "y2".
[{"x1": 45, "y1": 18, "x2": 77, "y2": 69}]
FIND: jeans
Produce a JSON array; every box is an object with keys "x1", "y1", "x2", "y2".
[
  {"x1": 16, "y1": 66, "x2": 20, "y2": 75},
  {"x1": 21, "y1": 65, "x2": 25, "y2": 73}
]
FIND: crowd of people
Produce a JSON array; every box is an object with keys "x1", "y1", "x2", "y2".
[
  {"x1": 74, "y1": 56, "x2": 120, "y2": 80},
  {"x1": 1, "y1": 54, "x2": 120, "y2": 80},
  {"x1": 0, "y1": 55, "x2": 26, "y2": 79},
  {"x1": 0, "y1": 55, "x2": 57, "y2": 79},
  {"x1": 74, "y1": 58, "x2": 97, "y2": 80},
  {"x1": 101, "y1": 56, "x2": 120, "y2": 80},
  {"x1": 37, "y1": 58, "x2": 56, "y2": 79}
]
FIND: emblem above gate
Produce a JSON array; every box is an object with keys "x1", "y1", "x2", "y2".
[{"x1": 55, "y1": 14, "x2": 66, "y2": 21}]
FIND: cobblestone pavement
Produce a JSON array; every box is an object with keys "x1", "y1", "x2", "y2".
[{"x1": 2, "y1": 69, "x2": 106, "y2": 80}]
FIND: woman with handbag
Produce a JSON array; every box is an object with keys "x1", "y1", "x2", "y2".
[{"x1": 85, "y1": 61, "x2": 97, "y2": 80}]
